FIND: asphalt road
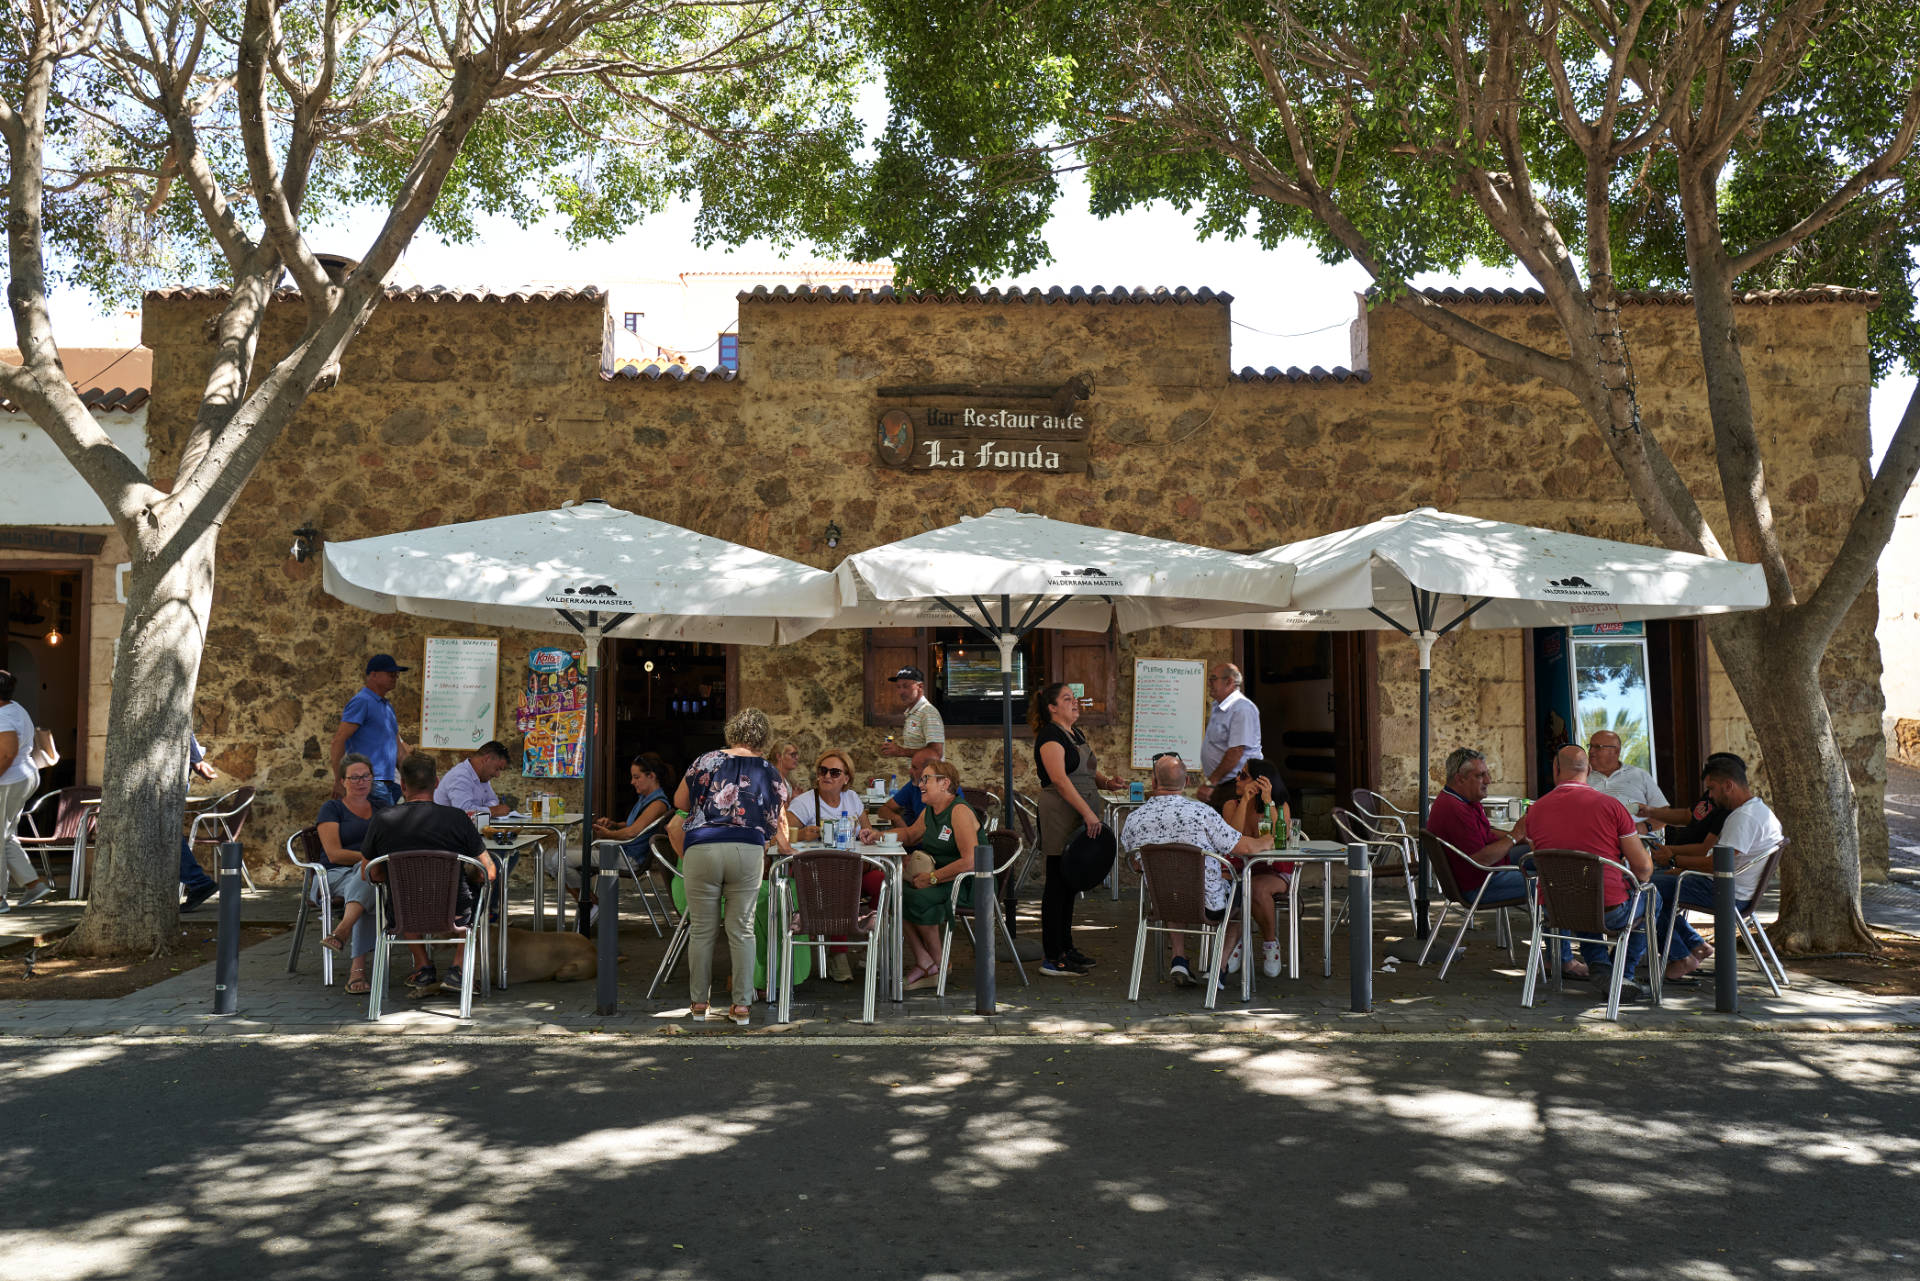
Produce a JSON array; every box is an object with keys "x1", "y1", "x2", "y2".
[{"x1": 2, "y1": 1035, "x2": 1916, "y2": 1280}]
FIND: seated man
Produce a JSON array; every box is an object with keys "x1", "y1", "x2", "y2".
[
  {"x1": 877, "y1": 745, "x2": 964, "y2": 829},
  {"x1": 1429, "y1": 746, "x2": 1584, "y2": 976},
  {"x1": 1516, "y1": 746, "x2": 1653, "y2": 997},
  {"x1": 1119, "y1": 752, "x2": 1267, "y2": 988},
  {"x1": 433, "y1": 740, "x2": 513, "y2": 818},
  {"x1": 361, "y1": 752, "x2": 497, "y2": 994},
  {"x1": 1586, "y1": 731, "x2": 1668, "y2": 844},
  {"x1": 1637, "y1": 751, "x2": 1744, "y2": 866},
  {"x1": 1649, "y1": 754, "x2": 1783, "y2": 983}
]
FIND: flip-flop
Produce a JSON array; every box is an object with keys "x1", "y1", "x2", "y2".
[
  {"x1": 344, "y1": 974, "x2": 371, "y2": 995},
  {"x1": 321, "y1": 934, "x2": 346, "y2": 953}
]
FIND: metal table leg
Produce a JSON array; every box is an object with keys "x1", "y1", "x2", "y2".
[
  {"x1": 1323, "y1": 861, "x2": 1336, "y2": 979},
  {"x1": 70, "y1": 819, "x2": 89, "y2": 899},
  {"x1": 890, "y1": 861, "x2": 905, "y2": 1001}
]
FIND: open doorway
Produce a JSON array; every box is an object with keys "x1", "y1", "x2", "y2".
[
  {"x1": 600, "y1": 640, "x2": 732, "y2": 814},
  {"x1": 1237, "y1": 630, "x2": 1377, "y2": 829},
  {"x1": 3, "y1": 565, "x2": 88, "y2": 793}
]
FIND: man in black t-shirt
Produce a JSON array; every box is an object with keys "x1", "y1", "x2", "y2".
[
  {"x1": 1637, "y1": 752, "x2": 1742, "y2": 857},
  {"x1": 362, "y1": 752, "x2": 495, "y2": 993}
]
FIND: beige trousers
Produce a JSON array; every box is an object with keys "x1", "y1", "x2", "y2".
[{"x1": 682, "y1": 840, "x2": 763, "y2": 1008}]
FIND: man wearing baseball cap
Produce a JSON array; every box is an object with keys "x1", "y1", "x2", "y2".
[
  {"x1": 331, "y1": 653, "x2": 411, "y2": 808},
  {"x1": 881, "y1": 665, "x2": 944, "y2": 760}
]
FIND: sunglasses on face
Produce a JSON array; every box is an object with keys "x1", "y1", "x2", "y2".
[
  {"x1": 817, "y1": 766, "x2": 846, "y2": 778},
  {"x1": 1152, "y1": 752, "x2": 1180, "y2": 764}
]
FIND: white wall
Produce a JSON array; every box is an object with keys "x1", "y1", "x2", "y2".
[{"x1": 0, "y1": 407, "x2": 148, "y2": 524}]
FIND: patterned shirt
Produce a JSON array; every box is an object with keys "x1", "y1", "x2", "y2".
[
  {"x1": 1121, "y1": 793, "x2": 1245, "y2": 911},
  {"x1": 902, "y1": 695, "x2": 945, "y2": 750},
  {"x1": 683, "y1": 750, "x2": 791, "y2": 849}
]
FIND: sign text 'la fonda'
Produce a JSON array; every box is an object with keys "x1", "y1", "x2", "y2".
[{"x1": 875, "y1": 404, "x2": 1091, "y2": 474}]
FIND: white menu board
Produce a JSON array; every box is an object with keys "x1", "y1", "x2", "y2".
[
  {"x1": 421, "y1": 636, "x2": 499, "y2": 751},
  {"x1": 1130, "y1": 658, "x2": 1205, "y2": 769}
]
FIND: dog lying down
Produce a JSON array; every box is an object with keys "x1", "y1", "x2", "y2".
[{"x1": 503, "y1": 927, "x2": 621, "y2": 982}]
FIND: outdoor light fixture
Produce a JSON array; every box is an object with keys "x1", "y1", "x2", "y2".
[
  {"x1": 643, "y1": 660, "x2": 655, "y2": 673},
  {"x1": 44, "y1": 629, "x2": 61, "y2": 647},
  {"x1": 824, "y1": 521, "x2": 842, "y2": 549},
  {"x1": 290, "y1": 525, "x2": 321, "y2": 563}
]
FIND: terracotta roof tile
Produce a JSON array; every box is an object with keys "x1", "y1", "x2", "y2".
[
  {"x1": 0, "y1": 385, "x2": 149, "y2": 413},
  {"x1": 144, "y1": 284, "x2": 605, "y2": 304},
  {"x1": 1233, "y1": 365, "x2": 1370, "y2": 385},
  {"x1": 1404, "y1": 284, "x2": 1878, "y2": 307},
  {"x1": 739, "y1": 284, "x2": 1233, "y2": 306},
  {"x1": 602, "y1": 363, "x2": 738, "y2": 383}
]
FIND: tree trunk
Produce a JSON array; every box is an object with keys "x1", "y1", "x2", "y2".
[
  {"x1": 62, "y1": 527, "x2": 218, "y2": 957},
  {"x1": 1706, "y1": 612, "x2": 1877, "y2": 954}
]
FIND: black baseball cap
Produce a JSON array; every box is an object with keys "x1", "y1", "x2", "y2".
[
  {"x1": 366, "y1": 653, "x2": 409, "y2": 674},
  {"x1": 889, "y1": 666, "x2": 926, "y2": 683}
]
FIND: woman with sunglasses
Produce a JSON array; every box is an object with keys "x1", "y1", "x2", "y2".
[
  {"x1": 314, "y1": 752, "x2": 382, "y2": 994},
  {"x1": 786, "y1": 749, "x2": 877, "y2": 845}
]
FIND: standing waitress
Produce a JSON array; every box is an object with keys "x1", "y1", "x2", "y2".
[{"x1": 1031, "y1": 681, "x2": 1125, "y2": 977}]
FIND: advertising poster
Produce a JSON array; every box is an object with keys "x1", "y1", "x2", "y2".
[{"x1": 515, "y1": 647, "x2": 587, "y2": 778}]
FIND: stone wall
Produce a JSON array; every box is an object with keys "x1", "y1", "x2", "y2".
[{"x1": 139, "y1": 284, "x2": 1888, "y2": 879}]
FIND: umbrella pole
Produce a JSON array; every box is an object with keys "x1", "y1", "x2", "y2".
[
  {"x1": 577, "y1": 622, "x2": 602, "y2": 938},
  {"x1": 1415, "y1": 631, "x2": 1435, "y2": 940},
  {"x1": 978, "y1": 611, "x2": 1015, "y2": 1015}
]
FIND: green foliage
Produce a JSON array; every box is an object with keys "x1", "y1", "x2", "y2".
[{"x1": 1579, "y1": 705, "x2": 1653, "y2": 774}]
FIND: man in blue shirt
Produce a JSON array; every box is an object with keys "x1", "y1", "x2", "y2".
[{"x1": 331, "y1": 654, "x2": 410, "y2": 809}]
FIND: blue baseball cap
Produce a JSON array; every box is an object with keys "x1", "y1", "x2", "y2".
[{"x1": 365, "y1": 653, "x2": 409, "y2": 674}]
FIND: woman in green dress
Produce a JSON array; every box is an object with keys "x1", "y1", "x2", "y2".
[{"x1": 898, "y1": 759, "x2": 979, "y2": 991}]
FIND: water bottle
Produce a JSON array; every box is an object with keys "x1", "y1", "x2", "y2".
[{"x1": 834, "y1": 815, "x2": 853, "y2": 848}]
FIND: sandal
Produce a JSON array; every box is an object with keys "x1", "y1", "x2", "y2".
[
  {"x1": 344, "y1": 973, "x2": 372, "y2": 995},
  {"x1": 321, "y1": 932, "x2": 346, "y2": 953},
  {"x1": 689, "y1": 1003, "x2": 710, "y2": 1019},
  {"x1": 729, "y1": 1004, "x2": 752, "y2": 1026}
]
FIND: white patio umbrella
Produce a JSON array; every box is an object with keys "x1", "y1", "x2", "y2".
[
  {"x1": 323, "y1": 500, "x2": 840, "y2": 992},
  {"x1": 827, "y1": 507, "x2": 1297, "y2": 1011},
  {"x1": 1177, "y1": 507, "x2": 1771, "y2": 935}
]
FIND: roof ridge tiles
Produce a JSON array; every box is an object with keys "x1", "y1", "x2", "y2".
[{"x1": 738, "y1": 284, "x2": 1233, "y2": 305}]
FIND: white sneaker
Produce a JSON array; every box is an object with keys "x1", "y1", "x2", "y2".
[
  {"x1": 1225, "y1": 945, "x2": 1242, "y2": 975},
  {"x1": 1262, "y1": 942, "x2": 1283, "y2": 978}
]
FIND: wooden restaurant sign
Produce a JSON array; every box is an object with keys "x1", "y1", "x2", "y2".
[{"x1": 875, "y1": 404, "x2": 1091, "y2": 474}]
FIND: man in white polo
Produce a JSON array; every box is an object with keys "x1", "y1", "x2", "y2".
[
  {"x1": 1586, "y1": 730, "x2": 1668, "y2": 844},
  {"x1": 1198, "y1": 663, "x2": 1262, "y2": 802},
  {"x1": 880, "y1": 665, "x2": 945, "y2": 760}
]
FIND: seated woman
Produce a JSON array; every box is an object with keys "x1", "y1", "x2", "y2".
[
  {"x1": 896, "y1": 759, "x2": 980, "y2": 992},
  {"x1": 786, "y1": 748, "x2": 876, "y2": 844},
  {"x1": 592, "y1": 753, "x2": 677, "y2": 867},
  {"x1": 789, "y1": 748, "x2": 879, "y2": 983},
  {"x1": 315, "y1": 753, "x2": 382, "y2": 995},
  {"x1": 1206, "y1": 759, "x2": 1293, "y2": 981}
]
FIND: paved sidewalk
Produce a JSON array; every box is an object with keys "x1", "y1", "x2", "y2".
[{"x1": 6, "y1": 883, "x2": 1917, "y2": 1040}]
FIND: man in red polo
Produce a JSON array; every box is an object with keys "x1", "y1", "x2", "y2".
[{"x1": 1517, "y1": 745, "x2": 1653, "y2": 993}]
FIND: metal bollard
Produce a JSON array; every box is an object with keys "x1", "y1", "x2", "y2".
[
  {"x1": 1347, "y1": 841, "x2": 1372, "y2": 1014},
  {"x1": 212, "y1": 840, "x2": 243, "y2": 1015},
  {"x1": 1713, "y1": 842, "x2": 1738, "y2": 1014},
  {"x1": 596, "y1": 841, "x2": 621, "y2": 1015}
]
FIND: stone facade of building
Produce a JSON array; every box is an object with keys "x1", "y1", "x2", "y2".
[{"x1": 137, "y1": 282, "x2": 1888, "y2": 879}]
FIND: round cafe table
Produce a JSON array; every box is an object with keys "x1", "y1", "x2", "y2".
[{"x1": 1237, "y1": 839, "x2": 1351, "y2": 1000}]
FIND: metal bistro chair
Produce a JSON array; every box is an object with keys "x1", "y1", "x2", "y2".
[
  {"x1": 645, "y1": 832, "x2": 695, "y2": 998},
  {"x1": 1415, "y1": 828, "x2": 1531, "y2": 979},
  {"x1": 1129, "y1": 842, "x2": 1239, "y2": 1010},
  {"x1": 1334, "y1": 807, "x2": 1419, "y2": 924},
  {"x1": 188, "y1": 786, "x2": 258, "y2": 890},
  {"x1": 15, "y1": 784, "x2": 100, "y2": 887},
  {"x1": 769, "y1": 849, "x2": 891, "y2": 1024},
  {"x1": 284, "y1": 827, "x2": 342, "y2": 986},
  {"x1": 1659, "y1": 838, "x2": 1791, "y2": 995},
  {"x1": 1352, "y1": 788, "x2": 1416, "y2": 839},
  {"x1": 1007, "y1": 791, "x2": 1044, "y2": 898},
  {"x1": 611, "y1": 818, "x2": 675, "y2": 936},
  {"x1": 364, "y1": 849, "x2": 492, "y2": 1021},
  {"x1": 937, "y1": 829, "x2": 1031, "y2": 995},
  {"x1": 1523, "y1": 849, "x2": 1662, "y2": 1021}
]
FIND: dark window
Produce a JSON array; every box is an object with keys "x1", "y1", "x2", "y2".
[
  {"x1": 864, "y1": 626, "x2": 1115, "y2": 730},
  {"x1": 623, "y1": 312, "x2": 641, "y2": 333},
  {"x1": 717, "y1": 332, "x2": 739, "y2": 370}
]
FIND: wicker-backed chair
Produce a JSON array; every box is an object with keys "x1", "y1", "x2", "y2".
[
  {"x1": 284, "y1": 827, "x2": 340, "y2": 986},
  {"x1": 1522, "y1": 849, "x2": 1661, "y2": 1021},
  {"x1": 15, "y1": 785, "x2": 99, "y2": 889},
  {"x1": 1415, "y1": 828, "x2": 1532, "y2": 979},
  {"x1": 769, "y1": 849, "x2": 890, "y2": 1023},
  {"x1": 1129, "y1": 842, "x2": 1238, "y2": 1010},
  {"x1": 937, "y1": 830, "x2": 1030, "y2": 995},
  {"x1": 364, "y1": 849, "x2": 491, "y2": 1020},
  {"x1": 1659, "y1": 837, "x2": 1791, "y2": 995},
  {"x1": 188, "y1": 786, "x2": 258, "y2": 890}
]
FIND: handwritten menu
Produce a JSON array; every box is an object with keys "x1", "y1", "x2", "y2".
[
  {"x1": 421, "y1": 637, "x2": 499, "y2": 751},
  {"x1": 1130, "y1": 658, "x2": 1205, "y2": 769}
]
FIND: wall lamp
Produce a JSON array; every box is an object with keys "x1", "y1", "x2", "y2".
[
  {"x1": 291, "y1": 525, "x2": 322, "y2": 563},
  {"x1": 824, "y1": 521, "x2": 843, "y2": 549}
]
